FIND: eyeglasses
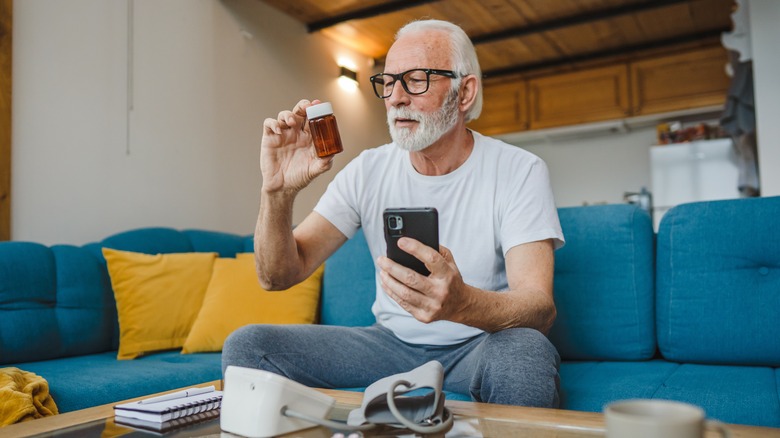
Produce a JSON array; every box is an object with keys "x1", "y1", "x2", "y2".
[{"x1": 369, "y1": 69, "x2": 460, "y2": 99}]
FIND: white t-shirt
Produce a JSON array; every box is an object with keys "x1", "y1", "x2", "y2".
[{"x1": 314, "y1": 131, "x2": 564, "y2": 345}]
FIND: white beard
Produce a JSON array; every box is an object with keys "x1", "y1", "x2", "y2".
[{"x1": 387, "y1": 90, "x2": 460, "y2": 152}]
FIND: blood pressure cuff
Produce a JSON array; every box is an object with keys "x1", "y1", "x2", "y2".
[{"x1": 346, "y1": 360, "x2": 446, "y2": 427}]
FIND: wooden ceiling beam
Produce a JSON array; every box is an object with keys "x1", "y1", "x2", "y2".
[
  {"x1": 483, "y1": 27, "x2": 729, "y2": 79},
  {"x1": 307, "y1": 0, "x2": 442, "y2": 33},
  {"x1": 471, "y1": 0, "x2": 695, "y2": 45}
]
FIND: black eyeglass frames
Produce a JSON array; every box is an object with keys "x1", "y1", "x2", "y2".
[{"x1": 369, "y1": 69, "x2": 460, "y2": 99}]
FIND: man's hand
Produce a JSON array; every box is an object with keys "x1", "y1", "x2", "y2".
[
  {"x1": 377, "y1": 238, "x2": 557, "y2": 334},
  {"x1": 261, "y1": 99, "x2": 334, "y2": 194},
  {"x1": 377, "y1": 237, "x2": 473, "y2": 324}
]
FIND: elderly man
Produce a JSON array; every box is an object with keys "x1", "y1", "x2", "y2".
[{"x1": 222, "y1": 19, "x2": 564, "y2": 408}]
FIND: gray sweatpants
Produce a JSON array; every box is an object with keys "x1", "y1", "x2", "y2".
[{"x1": 221, "y1": 324, "x2": 560, "y2": 408}]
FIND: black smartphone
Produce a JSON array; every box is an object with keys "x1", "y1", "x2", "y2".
[{"x1": 383, "y1": 207, "x2": 439, "y2": 276}]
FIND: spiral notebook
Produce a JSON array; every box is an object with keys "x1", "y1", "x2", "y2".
[
  {"x1": 114, "y1": 408, "x2": 221, "y2": 434},
  {"x1": 114, "y1": 387, "x2": 223, "y2": 423}
]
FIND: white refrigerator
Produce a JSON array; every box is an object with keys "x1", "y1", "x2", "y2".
[{"x1": 650, "y1": 138, "x2": 741, "y2": 230}]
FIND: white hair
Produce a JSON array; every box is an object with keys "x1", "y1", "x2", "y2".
[{"x1": 395, "y1": 19, "x2": 483, "y2": 122}]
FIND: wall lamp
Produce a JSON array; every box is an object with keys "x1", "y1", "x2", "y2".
[
  {"x1": 338, "y1": 65, "x2": 359, "y2": 92},
  {"x1": 339, "y1": 66, "x2": 358, "y2": 83}
]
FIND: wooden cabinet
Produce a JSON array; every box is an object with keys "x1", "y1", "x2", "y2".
[
  {"x1": 528, "y1": 64, "x2": 630, "y2": 129},
  {"x1": 630, "y1": 46, "x2": 729, "y2": 115},
  {"x1": 468, "y1": 80, "x2": 527, "y2": 135},
  {"x1": 474, "y1": 45, "x2": 729, "y2": 136}
]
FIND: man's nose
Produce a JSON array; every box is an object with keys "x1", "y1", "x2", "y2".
[{"x1": 387, "y1": 80, "x2": 411, "y2": 106}]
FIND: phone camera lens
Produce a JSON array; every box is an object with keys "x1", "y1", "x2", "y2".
[{"x1": 388, "y1": 216, "x2": 403, "y2": 230}]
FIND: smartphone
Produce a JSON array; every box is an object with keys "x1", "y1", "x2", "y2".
[{"x1": 383, "y1": 207, "x2": 439, "y2": 276}]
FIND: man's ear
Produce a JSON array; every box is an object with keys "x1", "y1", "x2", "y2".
[{"x1": 458, "y1": 74, "x2": 479, "y2": 113}]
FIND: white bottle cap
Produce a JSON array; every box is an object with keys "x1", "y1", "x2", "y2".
[{"x1": 305, "y1": 102, "x2": 334, "y2": 120}]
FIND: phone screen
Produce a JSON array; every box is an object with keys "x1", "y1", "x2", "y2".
[{"x1": 383, "y1": 207, "x2": 439, "y2": 276}]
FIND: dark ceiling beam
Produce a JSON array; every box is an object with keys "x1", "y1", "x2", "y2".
[
  {"x1": 307, "y1": 0, "x2": 442, "y2": 33},
  {"x1": 471, "y1": 0, "x2": 694, "y2": 45},
  {"x1": 483, "y1": 27, "x2": 729, "y2": 79}
]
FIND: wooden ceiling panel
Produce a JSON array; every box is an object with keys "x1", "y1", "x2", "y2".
[
  {"x1": 606, "y1": 15, "x2": 648, "y2": 41},
  {"x1": 474, "y1": 0, "x2": 532, "y2": 30},
  {"x1": 688, "y1": 0, "x2": 735, "y2": 32},
  {"x1": 477, "y1": 39, "x2": 535, "y2": 70},
  {"x1": 513, "y1": 0, "x2": 608, "y2": 22},
  {"x1": 548, "y1": 15, "x2": 653, "y2": 55},
  {"x1": 261, "y1": 0, "x2": 392, "y2": 25},
  {"x1": 429, "y1": 1, "x2": 499, "y2": 30},
  {"x1": 317, "y1": 2, "x2": 453, "y2": 59},
  {"x1": 478, "y1": 33, "x2": 562, "y2": 68},
  {"x1": 635, "y1": 4, "x2": 698, "y2": 36},
  {"x1": 259, "y1": 0, "x2": 734, "y2": 77}
]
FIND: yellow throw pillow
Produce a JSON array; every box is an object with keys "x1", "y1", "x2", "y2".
[
  {"x1": 102, "y1": 248, "x2": 218, "y2": 360},
  {"x1": 182, "y1": 254, "x2": 323, "y2": 354}
]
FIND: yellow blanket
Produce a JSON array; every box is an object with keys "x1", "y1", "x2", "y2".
[{"x1": 0, "y1": 367, "x2": 58, "y2": 426}]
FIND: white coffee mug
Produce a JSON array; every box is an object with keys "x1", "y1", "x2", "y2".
[{"x1": 604, "y1": 399, "x2": 730, "y2": 438}]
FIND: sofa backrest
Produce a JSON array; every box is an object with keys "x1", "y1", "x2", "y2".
[
  {"x1": 656, "y1": 196, "x2": 780, "y2": 366},
  {"x1": 0, "y1": 228, "x2": 250, "y2": 365},
  {"x1": 89, "y1": 228, "x2": 250, "y2": 258},
  {"x1": 15, "y1": 196, "x2": 773, "y2": 366},
  {"x1": 551, "y1": 204, "x2": 656, "y2": 361},
  {"x1": 321, "y1": 229, "x2": 377, "y2": 327},
  {"x1": 317, "y1": 205, "x2": 659, "y2": 363},
  {"x1": 0, "y1": 242, "x2": 115, "y2": 364}
]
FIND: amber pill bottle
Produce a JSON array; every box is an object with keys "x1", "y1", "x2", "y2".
[{"x1": 306, "y1": 102, "x2": 344, "y2": 158}]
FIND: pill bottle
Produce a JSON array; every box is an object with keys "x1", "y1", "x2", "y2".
[{"x1": 306, "y1": 102, "x2": 344, "y2": 158}]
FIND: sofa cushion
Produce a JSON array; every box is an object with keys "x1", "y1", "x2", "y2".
[
  {"x1": 560, "y1": 360, "x2": 679, "y2": 412},
  {"x1": 103, "y1": 248, "x2": 218, "y2": 359},
  {"x1": 100, "y1": 227, "x2": 195, "y2": 255},
  {"x1": 12, "y1": 351, "x2": 222, "y2": 413},
  {"x1": 651, "y1": 363, "x2": 780, "y2": 427},
  {"x1": 183, "y1": 229, "x2": 250, "y2": 257},
  {"x1": 551, "y1": 205, "x2": 655, "y2": 360},
  {"x1": 0, "y1": 243, "x2": 114, "y2": 365},
  {"x1": 243, "y1": 235, "x2": 254, "y2": 253},
  {"x1": 182, "y1": 255, "x2": 323, "y2": 353},
  {"x1": 51, "y1": 245, "x2": 116, "y2": 358},
  {"x1": 90, "y1": 227, "x2": 251, "y2": 350},
  {"x1": 559, "y1": 360, "x2": 780, "y2": 427},
  {"x1": 0, "y1": 242, "x2": 59, "y2": 365},
  {"x1": 321, "y1": 229, "x2": 376, "y2": 327},
  {"x1": 657, "y1": 197, "x2": 780, "y2": 366}
]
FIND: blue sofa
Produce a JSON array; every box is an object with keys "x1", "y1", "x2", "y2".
[{"x1": 1, "y1": 197, "x2": 779, "y2": 427}]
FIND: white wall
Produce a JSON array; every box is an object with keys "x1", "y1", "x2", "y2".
[
  {"x1": 12, "y1": 0, "x2": 389, "y2": 245},
  {"x1": 500, "y1": 125, "x2": 657, "y2": 207},
  {"x1": 749, "y1": 0, "x2": 780, "y2": 196}
]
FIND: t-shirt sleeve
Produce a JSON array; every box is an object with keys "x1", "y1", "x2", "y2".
[
  {"x1": 313, "y1": 156, "x2": 363, "y2": 240},
  {"x1": 499, "y1": 157, "x2": 565, "y2": 254}
]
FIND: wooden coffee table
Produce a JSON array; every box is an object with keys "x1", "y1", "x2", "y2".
[{"x1": 3, "y1": 381, "x2": 779, "y2": 437}]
